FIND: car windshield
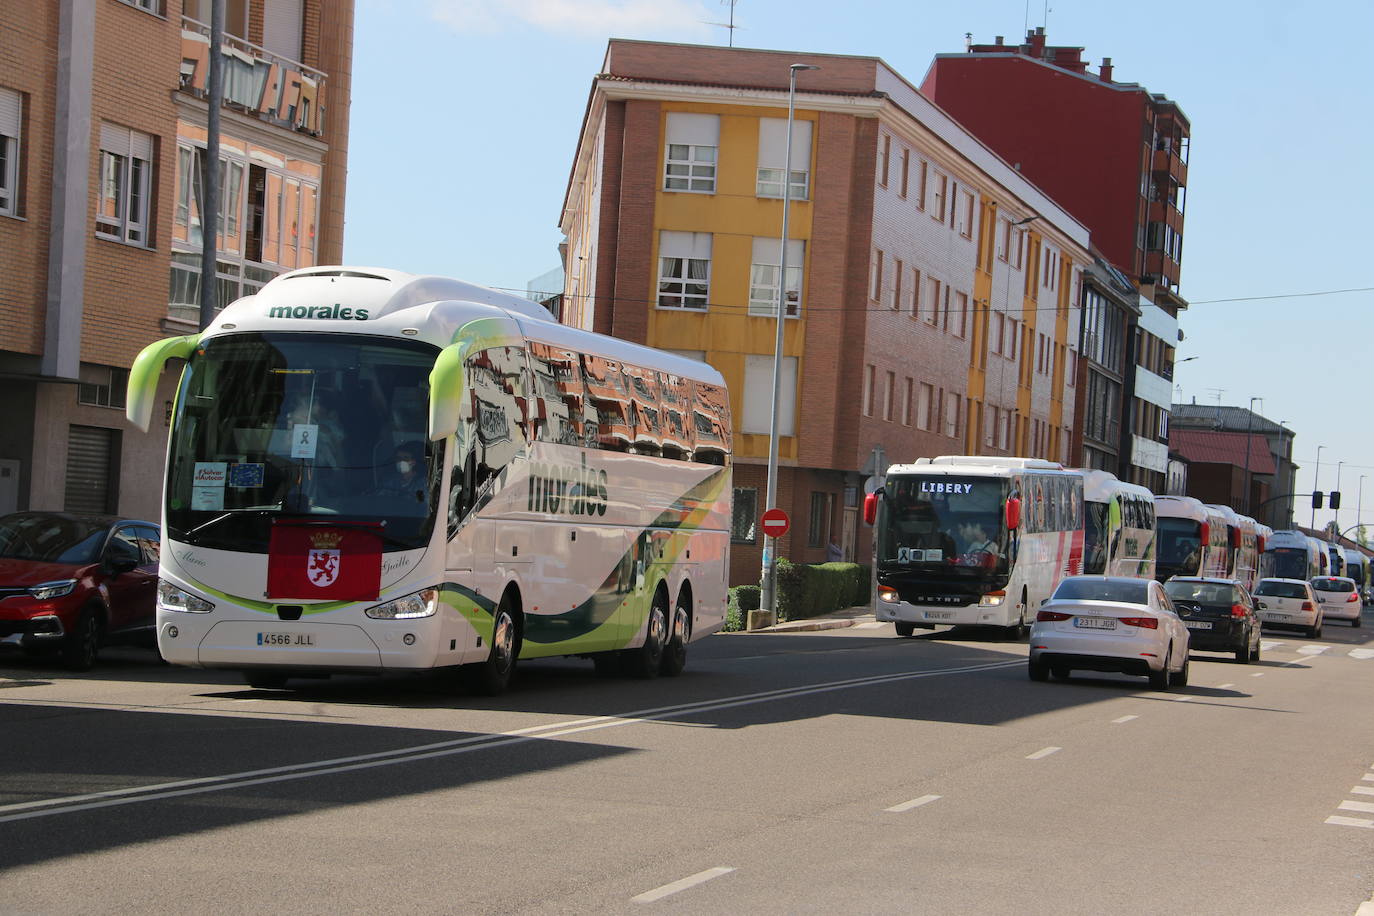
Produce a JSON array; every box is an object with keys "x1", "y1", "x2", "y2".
[
  {"x1": 0, "y1": 514, "x2": 107, "y2": 564},
  {"x1": 1254, "y1": 580, "x2": 1307, "y2": 599},
  {"x1": 1312, "y1": 578, "x2": 1354, "y2": 593},
  {"x1": 1164, "y1": 581, "x2": 1236, "y2": 604},
  {"x1": 1052, "y1": 578, "x2": 1149, "y2": 604}
]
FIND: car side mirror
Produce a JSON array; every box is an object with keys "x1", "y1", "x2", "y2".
[
  {"x1": 1039, "y1": 598, "x2": 1048, "y2": 606},
  {"x1": 107, "y1": 557, "x2": 138, "y2": 575}
]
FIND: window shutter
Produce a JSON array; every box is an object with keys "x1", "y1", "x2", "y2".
[
  {"x1": 0, "y1": 88, "x2": 20, "y2": 137},
  {"x1": 665, "y1": 112, "x2": 719, "y2": 147},
  {"x1": 64, "y1": 426, "x2": 119, "y2": 515},
  {"x1": 757, "y1": 118, "x2": 811, "y2": 171},
  {"x1": 100, "y1": 122, "x2": 130, "y2": 156},
  {"x1": 263, "y1": 0, "x2": 304, "y2": 62}
]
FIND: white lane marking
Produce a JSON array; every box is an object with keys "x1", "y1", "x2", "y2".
[
  {"x1": 1298, "y1": 645, "x2": 1330, "y2": 655},
  {"x1": 1350, "y1": 648, "x2": 1374, "y2": 659},
  {"x1": 1326, "y1": 815, "x2": 1374, "y2": 829},
  {"x1": 0, "y1": 658, "x2": 1022, "y2": 824},
  {"x1": 1216, "y1": 683, "x2": 1235, "y2": 689},
  {"x1": 1261, "y1": 641, "x2": 1282, "y2": 651},
  {"x1": 884, "y1": 794, "x2": 942, "y2": 813},
  {"x1": 1026, "y1": 746, "x2": 1061, "y2": 760},
  {"x1": 1363, "y1": 773, "x2": 1374, "y2": 782},
  {"x1": 1351, "y1": 786, "x2": 1374, "y2": 796},
  {"x1": 632, "y1": 867, "x2": 735, "y2": 903},
  {"x1": 1172, "y1": 695, "x2": 1193, "y2": 702},
  {"x1": 1251, "y1": 673, "x2": 1265, "y2": 677},
  {"x1": 1339, "y1": 800, "x2": 1374, "y2": 814},
  {"x1": 1112, "y1": 715, "x2": 1138, "y2": 724}
]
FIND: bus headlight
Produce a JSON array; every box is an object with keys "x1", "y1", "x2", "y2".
[
  {"x1": 978, "y1": 590, "x2": 1006, "y2": 607},
  {"x1": 878, "y1": 585, "x2": 901, "y2": 604},
  {"x1": 158, "y1": 580, "x2": 215, "y2": 613},
  {"x1": 366, "y1": 588, "x2": 439, "y2": 620}
]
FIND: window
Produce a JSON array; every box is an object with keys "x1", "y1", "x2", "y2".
[
  {"x1": 892, "y1": 259, "x2": 903, "y2": 311},
  {"x1": 958, "y1": 189, "x2": 975, "y2": 239},
  {"x1": 944, "y1": 392, "x2": 961, "y2": 438},
  {"x1": 0, "y1": 87, "x2": 20, "y2": 217},
  {"x1": 96, "y1": 123, "x2": 153, "y2": 245},
  {"x1": 917, "y1": 383, "x2": 934, "y2": 430},
  {"x1": 884, "y1": 371, "x2": 896, "y2": 421},
  {"x1": 871, "y1": 249, "x2": 884, "y2": 301},
  {"x1": 742, "y1": 355, "x2": 798, "y2": 435},
  {"x1": 78, "y1": 367, "x2": 130, "y2": 409},
  {"x1": 863, "y1": 364, "x2": 876, "y2": 417},
  {"x1": 732, "y1": 487, "x2": 758, "y2": 543},
  {"x1": 808, "y1": 491, "x2": 833, "y2": 548},
  {"x1": 909, "y1": 267, "x2": 921, "y2": 317},
  {"x1": 915, "y1": 159, "x2": 927, "y2": 210},
  {"x1": 930, "y1": 172, "x2": 947, "y2": 222},
  {"x1": 878, "y1": 134, "x2": 890, "y2": 187},
  {"x1": 664, "y1": 113, "x2": 718, "y2": 193},
  {"x1": 903, "y1": 378, "x2": 913, "y2": 426},
  {"x1": 749, "y1": 237, "x2": 804, "y2": 317},
  {"x1": 924, "y1": 276, "x2": 941, "y2": 325},
  {"x1": 899, "y1": 148, "x2": 909, "y2": 198},
  {"x1": 757, "y1": 117, "x2": 812, "y2": 199},
  {"x1": 657, "y1": 231, "x2": 711, "y2": 310}
]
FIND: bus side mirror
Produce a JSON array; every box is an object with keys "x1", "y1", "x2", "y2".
[
  {"x1": 125, "y1": 334, "x2": 200, "y2": 432},
  {"x1": 1005, "y1": 497, "x2": 1021, "y2": 531},
  {"x1": 863, "y1": 491, "x2": 879, "y2": 526},
  {"x1": 427, "y1": 342, "x2": 466, "y2": 442}
]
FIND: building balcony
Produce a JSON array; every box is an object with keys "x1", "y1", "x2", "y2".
[
  {"x1": 1147, "y1": 200, "x2": 1184, "y2": 232},
  {"x1": 1151, "y1": 147, "x2": 1187, "y2": 184},
  {"x1": 179, "y1": 16, "x2": 327, "y2": 137}
]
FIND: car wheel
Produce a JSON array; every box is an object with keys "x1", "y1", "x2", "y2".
[
  {"x1": 659, "y1": 596, "x2": 690, "y2": 677},
  {"x1": 622, "y1": 590, "x2": 668, "y2": 679},
  {"x1": 894, "y1": 621, "x2": 916, "y2": 638},
  {"x1": 244, "y1": 671, "x2": 289, "y2": 690},
  {"x1": 1028, "y1": 658, "x2": 1049, "y2": 682},
  {"x1": 1353, "y1": 616, "x2": 1361, "y2": 628},
  {"x1": 1251, "y1": 639, "x2": 1261, "y2": 663},
  {"x1": 1148, "y1": 652, "x2": 1171, "y2": 691},
  {"x1": 1051, "y1": 666, "x2": 1071, "y2": 681},
  {"x1": 1308, "y1": 619, "x2": 1321, "y2": 639},
  {"x1": 1235, "y1": 633, "x2": 1252, "y2": 665},
  {"x1": 60, "y1": 607, "x2": 101, "y2": 672},
  {"x1": 463, "y1": 597, "x2": 520, "y2": 695},
  {"x1": 1170, "y1": 654, "x2": 1190, "y2": 688}
]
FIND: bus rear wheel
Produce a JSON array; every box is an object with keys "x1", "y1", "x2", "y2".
[
  {"x1": 463, "y1": 597, "x2": 519, "y2": 696},
  {"x1": 659, "y1": 595, "x2": 690, "y2": 677},
  {"x1": 624, "y1": 591, "x2": 668, "y2": 679}
]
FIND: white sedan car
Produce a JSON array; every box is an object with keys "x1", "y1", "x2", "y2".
[
  {"x1": 1029, "y1": 575, "x2": 1191, "y2": 690},
  {"x1": 1253, "y1": 578, "x2": 1323, "y2": 637},
  {"x1": 1310, "y1": 576, "x2": 1362, "y2": 627}
]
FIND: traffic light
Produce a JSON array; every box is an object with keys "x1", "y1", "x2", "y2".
[
  {"x1": 1313, "y1": 491, "x2": 1324, "y2": 509},
  {"x1": 1331, "y1": 491, "x2": 1342, "y2": 510}
]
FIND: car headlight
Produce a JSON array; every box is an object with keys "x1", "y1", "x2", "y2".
[
  {"x1": 366, "y1": 588, "x2": 439, "y2": 620},
  {"x1": 158, "y1": 580, "x2": 214, "y2": 614},
  {"x1": 29, "y1": 579, "x2": 78, "y2": 600}
]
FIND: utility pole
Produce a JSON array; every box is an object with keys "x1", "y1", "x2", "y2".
[{"x1": 199, "y1": 0, "x2": 224, "y2": 330}]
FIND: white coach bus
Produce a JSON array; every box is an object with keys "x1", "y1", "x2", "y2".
[
  {"x1": 1153, "y1": 495, "x2": 1229, "y2": 582},
  {"x1": 1077, "y1": 469, "x2": 1156, "y2": 579},
  {"x1": 1263, "y1": 529, "x2": 1325, "y2": 581},
  {"x1": 127, "y1": 267, "x2": 731, "y2": 693},
  {"x1": 869, "y1": 456, "x2": 1084, "y2": 637}
]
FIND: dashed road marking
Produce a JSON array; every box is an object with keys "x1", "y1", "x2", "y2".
[
  {"x1": 1350, "y1": 648, "x2": 1374, "y2": 659},
  {"x1": 632, "y1": 867, "x2": 735, "y2": 903},
  {"x1": 1026, "y1": 746, "x2": 1061, "y2": 760},
  {"x1": 1326, "y1": 815, "x2": 1374, "y2": 829},
  {"x1": 884, "y1": 794, "x2": 942, "y2": 813},
  {"x1": 1339, "y1": 800, "x2": 1374, "y2": 814},
  {"x1": 1111, "y1": 715, "x2": 1138, "y2": 724},
  {"x1": 1251, "y1": 673, "x2": 1265, "y2": 677},
  {"x1": 1363, "y1": 774, "x2": 1374, "y2": 782},
  {"x1": 1351, "y1": 786, "x2": 1374, "y2": 796},
  {"x1": 1172, "y1": 695, "x2": 1193, "y2": 702},
  {"x1": 1261, "y1": 641, "x2": 1282, "y2": 651},
  {"x1": 1216, "y1": 683, "x2": 1235, "y2": 689},
  {"x1": 1297, "y1": 645, "x2": 1330, "y2": 655}
]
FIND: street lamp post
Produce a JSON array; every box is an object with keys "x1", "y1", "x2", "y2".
[
  {"x1": 1336, "y1": 460, "x2": 1345, "y2": 532},
  {"x1": 1241, "y1": 397, "x2": 1260, "y2": 515},
  {"x1": 758, "y1": 62, "x2": 819, "y2": 627},
  {"x1": 1359, "y1": 476, "x2": 1367, "y2": 543},
  {"x1": 1311, "y1": 445, "x2": 1325, "y2": 529}
]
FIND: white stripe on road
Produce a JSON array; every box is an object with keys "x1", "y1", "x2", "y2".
[
  {"x1": 1172, "y1": 695, "x2": 1193, "y2": 702},
  {"x1": 1252, "y1": 673, "x2": 1265, "y2": 677},
  {"x1": 884, "y1": 794, "x2": 942, "y2": 813},
  {"x1": 1026, "y1": 746, "x2": 1061, "y2": 760},
  {"x1": 1350, "y1": 648, "x2": 1374, "y2": 659},
  {"x1": 1261, "y1": 641, "x2": 1282, "y2": 651},
  {"x1": 1338, "y1": 800, "x2": 1374, "y2": 814},
  {"x1": 1216, "y1": 683, "x2": 1235, "y2": 689},
  {"x1": 1111, "y1": 715, "x2": 1138, "y2": 724},
  {"x1": 1351, "y1": 786, "x2": 1374, "y2": 796},
  {"x1": 1326, "y1": 815, "x2": 1374, "y2": 829},
  {"x1": 1297, "y1": 645, "x2": 1329, "y2": 655},
  {"x1": 0, "y1": 659, "x2": 1022, "y2": 824},
  {"x1": 1363, "y1": 774, "x2": 1374, "y2": 782},
  {"x1": 632, "y1": 867, "x2": 735, "y2": 903}
]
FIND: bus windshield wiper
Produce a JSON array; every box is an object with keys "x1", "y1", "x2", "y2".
[{"x1": 180, "y1": 507, "x2": 283, "y2": 543}]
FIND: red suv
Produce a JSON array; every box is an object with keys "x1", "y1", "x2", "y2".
[{"x1": 0, "y1": 511, "x2": 161, "y2": 670}]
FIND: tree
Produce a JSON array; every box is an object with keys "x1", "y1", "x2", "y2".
[
  {"x1": 1324, "y1": 520, "x2": 1340, "y2": 539},
  {"x1": 1359, "y1": 526, "x2": 1368, "y2": 549}
]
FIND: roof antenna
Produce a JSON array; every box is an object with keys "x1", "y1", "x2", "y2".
[{"x1": 704, "y1": 0, "x2": 741, "y2": 47}]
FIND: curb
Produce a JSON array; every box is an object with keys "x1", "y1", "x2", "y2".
[{"x1": 745, "y1": 616, "x2": 874, "y2": 633}]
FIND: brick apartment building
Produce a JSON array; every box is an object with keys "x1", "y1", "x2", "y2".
[
  {"x1": 560, "y1": 40, "x2": 1088, "y2": 585},
  {"x1": 1169, "y1": 403, "x2": 1297, "y2": 530},
  {"x1": 923, "y1": 29, "x2": 1191, "y2": 492},
  {"x1": 0, "y1": 0, "x2": 353, "y2": 519}
]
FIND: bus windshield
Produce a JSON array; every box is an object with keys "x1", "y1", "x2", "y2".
[
  {"x1": 878, "y1": 475, "x2": 1009, "y2": 574},
  {"x1": 1156, "y1": 517, "x2": 1201, "y2": 577},
  {"x1": 1083, "y1": 501, "x2": 1109, "y2": 575},
  {"x1": 165, "y1": 332, "x2": 444, "y2": 552},
  {"x1": 1267, "y1": 547, "x2": 1310, "y2": 581}
]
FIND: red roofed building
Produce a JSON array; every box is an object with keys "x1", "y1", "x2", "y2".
[{"x1": 1169, "y1": 428, "x2": 1277, "y2": 524}]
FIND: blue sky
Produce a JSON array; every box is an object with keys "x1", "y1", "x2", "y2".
[{"x1": 343, "y1": 0, "x2": 1374, "y2": 533}]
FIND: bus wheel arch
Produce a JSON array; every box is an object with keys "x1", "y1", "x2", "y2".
[
  {"x1": 463, "y1": 583, "x2": 523, "y2": 696},
  {"x1": 661, "y1": 580, "x2": 692, "y2": 677}
]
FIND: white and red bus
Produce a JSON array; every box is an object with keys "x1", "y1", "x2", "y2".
[
  {"x1": 869, "y1": 456, "x2": 1084, "y2": 636},
  {"x1": 1077, "y1": 469, "x2": 1157, "y2": 580},
  {"x1": 1153, "y1": 496, "x2": 1229, "y2": 581}
]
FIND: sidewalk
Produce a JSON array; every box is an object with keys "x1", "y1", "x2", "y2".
[{"x1": 744, "y1": 604, "x2": 878, "y2": 633}]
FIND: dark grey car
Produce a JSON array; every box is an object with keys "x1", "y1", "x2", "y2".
[{"x1": 1163, "y1": 577, "x2": 1260, "y2": 664}]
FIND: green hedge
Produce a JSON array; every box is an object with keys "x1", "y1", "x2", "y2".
[{"x1": 724, "y1": 562, "x2": 869, "y2": 630}]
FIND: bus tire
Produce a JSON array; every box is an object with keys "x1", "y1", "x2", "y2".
[
  {"x1": 464, "y1": 594, "x2": 520, "y2": 696},
  {"x1": 1005, "y1": 590, "x2": 1029, "y2": 640},
  {"x1": 894, "y1": 621, "x2": 916, "y2": 638},
  {"x1": 624, "y1": 588, "x2": 668, "y2": 679},
  {"x1": 592, "y1": 652, "x2": 624, "y2": 676},
  {"x1": 660, "y1": 593, "x2": 690, "y2": 677},
  {"x1": 244, "y1": 671, "x2": 289, "y2": 690}
]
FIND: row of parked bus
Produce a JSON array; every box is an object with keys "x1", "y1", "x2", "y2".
[{"x1": 868, "y1": 455, "x2": 1369, "y2": 636}]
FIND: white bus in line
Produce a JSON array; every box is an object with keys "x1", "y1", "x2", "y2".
[
  {"x1": 127, "y1": 267, "x2": 732, "y2": 694},
  {"x1": 1077, "y1": 469, "x2": 1156, "y2": 580},
  {"x1": 869, "y1": 456, "x2": 1084, "y2": 637},
  {"x1": 1263, "y1": 529, "x2": 1326, "y2": 581},
  {"x1": 1153, "y1": 496, "x2": 1229, "y2": 582}
]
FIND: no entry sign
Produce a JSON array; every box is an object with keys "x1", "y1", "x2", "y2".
[{"x1": 761, "y1": 508, "x2": 790, "y2": 539}]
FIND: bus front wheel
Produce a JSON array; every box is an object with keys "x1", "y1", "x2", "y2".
[{"x1": 464, "y1": 597, "x2": 520, "y2": 696}]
